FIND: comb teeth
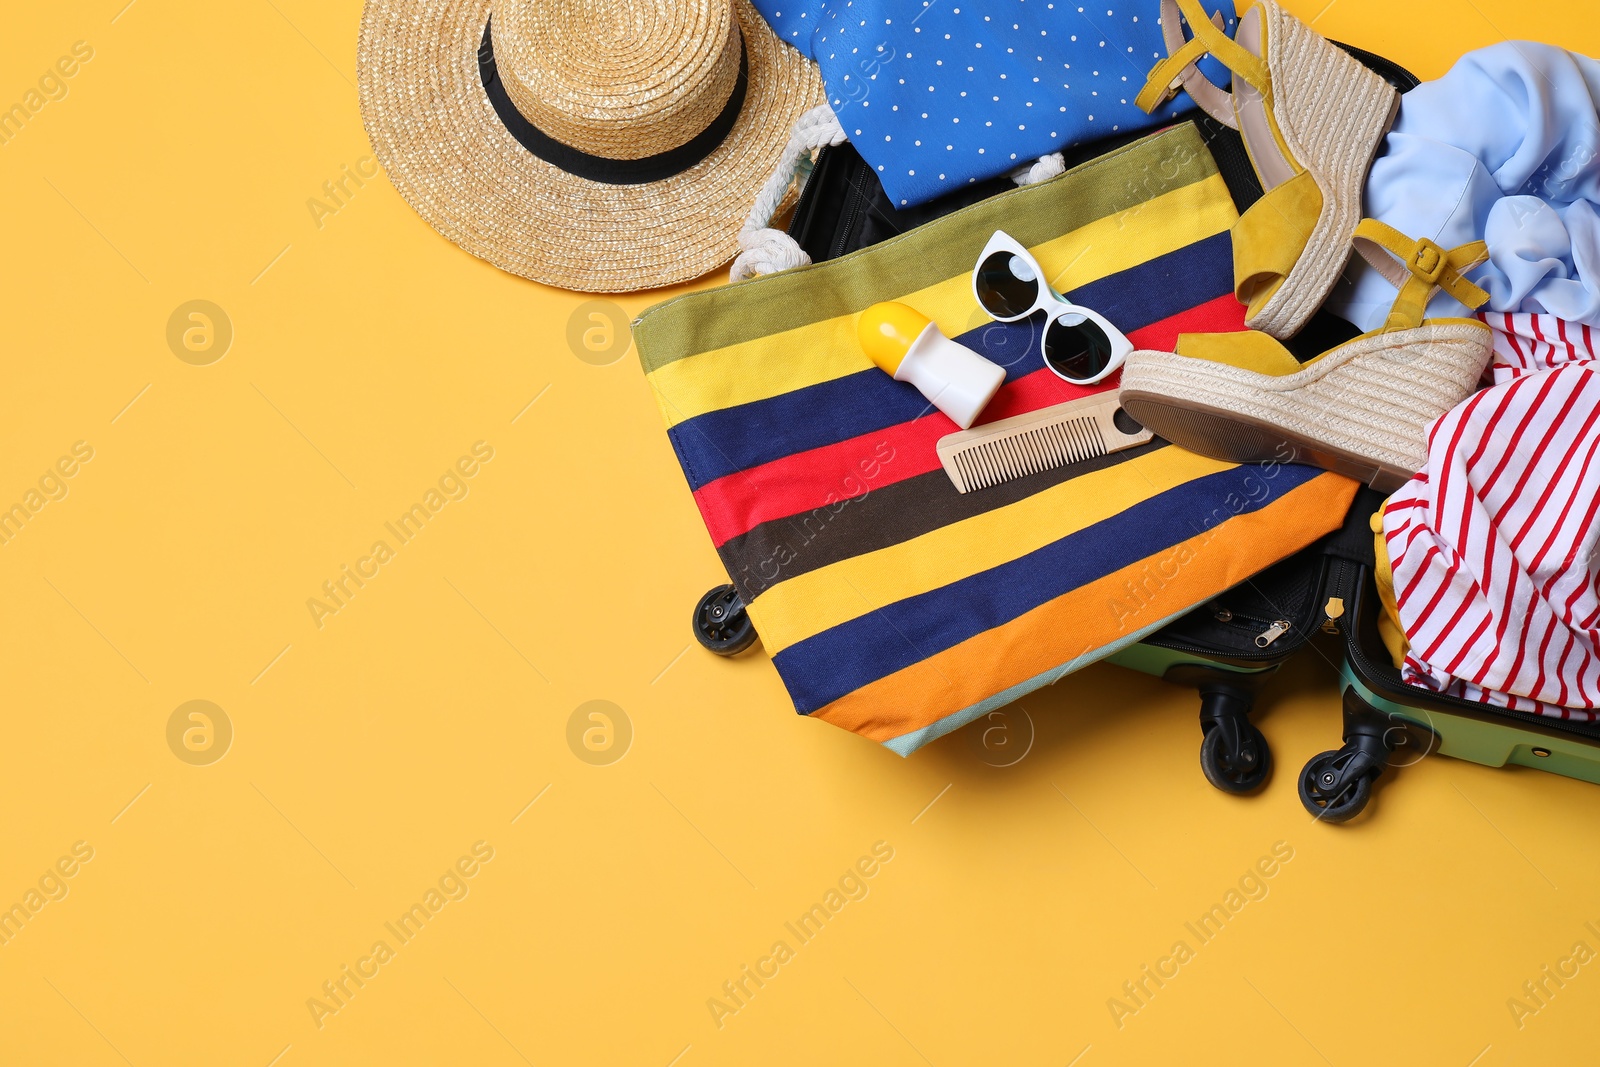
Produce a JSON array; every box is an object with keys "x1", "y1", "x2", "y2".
[
  {"x1": 951, "y1": 417, "x2": 1106, "y2": 492},
  {"x1": 935, "y1": 394, "x2": 1155, "y2": 493}
]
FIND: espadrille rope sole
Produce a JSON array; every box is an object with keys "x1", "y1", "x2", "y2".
[
  {"x1": 1118, "y1": 323, "x2": 1492, "y2": 493},
  {"x1": 1119, "y1": 393, "x2": 1419, "y2": 491},
  {"x1": 1244, "y1": 3, "x2": 1400, "y2": 339}
]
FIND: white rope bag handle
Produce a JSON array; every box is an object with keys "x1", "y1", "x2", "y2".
[
  {"x1": 729, "y1": 103, "x2": 1070, "y2": 282},
  {"x1": 1012, "y1": 153, "x2": 1066, "y2": 185},
  {"x1": 729, "y1": 104, "x2": 848, "y2": 282}
]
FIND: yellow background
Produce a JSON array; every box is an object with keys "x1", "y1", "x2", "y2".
[{"x1": 3, "y1": 1, "x2": 1598, "y2": 1064}]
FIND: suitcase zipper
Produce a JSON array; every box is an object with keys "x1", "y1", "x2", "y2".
[
  {"x1": 1321, "y1": 596, "x2": 1346, "y2": 634},
  {"x1": 1143, "y1": 577, "x2": 1325, "y2": 661},
  {"x1": 1331, "y1": 40, "x2": 1421, "y2": 93},
  {"x1": 1211, "y1": 607, "x2": 1292, "y2": 648},
  {"x1": 1254, "y1": 620, "x2": 1292, "y2": 648},
  {"x1": 829, "y1": 156, "x2": 870, "y2": 261},
  {"x1": 1146, "y1": 621, "x2": 1299, "y2": 662},
  {"x1": 1138, "y1": 634, "x2": 1294, "y2": 663}
]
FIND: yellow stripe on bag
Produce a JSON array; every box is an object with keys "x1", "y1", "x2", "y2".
[
  {"x1": 648, "y1": 173, "x2": 1237, "y2": 428},
  {"x1": 745, "y1": 447, "x2": 1236, "y2": 655}
]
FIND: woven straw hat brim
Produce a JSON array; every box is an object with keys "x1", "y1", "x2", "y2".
[{"x1": 357, "y1": 0, "x2": 823, "y2": 293}]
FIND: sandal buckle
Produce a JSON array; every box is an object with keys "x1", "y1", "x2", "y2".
[{"x1": 1411, "y1": 239, "x2": 1447, "y2": 284}]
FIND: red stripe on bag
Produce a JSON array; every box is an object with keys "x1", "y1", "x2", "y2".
[{"x1": 692, "y1": 369, "x2": 1099, "y2": 547}]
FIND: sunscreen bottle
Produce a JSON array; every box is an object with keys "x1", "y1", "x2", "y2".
[{"x1": 857, "y1": 302, "x2": 1005, "y2": 429}]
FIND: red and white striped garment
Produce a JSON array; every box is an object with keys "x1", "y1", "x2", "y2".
[
  {"x1": 1481, "y1": 312, "x2": 1599, "y2": 384},
  {"x1": 1383, "y1": 312, "x2": 1600, "y2": 720}
]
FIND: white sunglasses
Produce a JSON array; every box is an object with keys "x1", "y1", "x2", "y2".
[{"x1": 971, "y1": 230, "x2": 1135, "y2": 385}]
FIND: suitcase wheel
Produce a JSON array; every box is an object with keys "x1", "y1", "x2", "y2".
[
  {"x1": 1197, "y1": 685, "x2": 1271, "y2": 795},
  {"x1": 693, "y1": 584, "x2": 758, "y2": 657},
  {"x1": 1198, "y1": 713, "x2": 1272, "y2": 794},
  {"x1": 1298, "y1": 748, "x2": 1377, "y2": 823},
  {"x1": 1298, "y1": 687, "x2": 1429, "y2": 823}
]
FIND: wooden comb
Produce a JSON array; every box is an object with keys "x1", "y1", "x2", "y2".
[{"x1": 936, "y1": 394, "x2": 1154, "y2": 493}]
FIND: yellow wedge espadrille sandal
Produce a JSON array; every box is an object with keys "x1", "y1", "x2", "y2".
[
  {"x1": 1117, "y1": 222, "x2": 1494, "y2": 492},
  {"x1": 1136, "y1": 0, "x2": 1400, "y2": 340}
]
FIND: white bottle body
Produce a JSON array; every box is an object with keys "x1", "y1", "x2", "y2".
[{"x1": 896, "y1": 323, "x2": 1006, "y2": 429}]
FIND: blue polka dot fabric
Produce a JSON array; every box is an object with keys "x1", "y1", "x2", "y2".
[{"x1": 752, "y1": 0, "x2": 1238, "y2": 206}]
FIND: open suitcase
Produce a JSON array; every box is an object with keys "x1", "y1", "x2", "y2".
[
  {"x1": 689, "y1": 44, "x2": 1421, "y2": 795},
  {"x1": 1291, "y1": 491, "x2": 1600, "y2": 821}
]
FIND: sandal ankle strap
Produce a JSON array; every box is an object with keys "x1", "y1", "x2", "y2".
[
  {"x1": 1135, "y1": 0, "x2": 1265, "y2": 123},
  {"x1": 1353, "y1": 220, "x2": 1490, "y2": 330}
]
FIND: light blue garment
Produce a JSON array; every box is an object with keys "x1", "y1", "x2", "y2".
[
  {"x1": 749, "y1": 0, "x2": 1238, "y2": 207},
  {"x1": 1328, "y1": 42, "x2": 1600, "y2": 332}
]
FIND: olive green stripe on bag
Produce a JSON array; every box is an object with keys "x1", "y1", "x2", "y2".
[{"x1": 632, "y1": 123, "x2": 1219, "y2": 372}]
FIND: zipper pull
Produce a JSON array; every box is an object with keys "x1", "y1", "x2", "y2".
[
  {"x1": 1322, "y1": 596, "x2": 1346, "y2": 634},
  {"x1": 1213, "y1": 607, "x2": 1234, "y2": 623},
  {"x1": 1255, "y1": 620, "x2": 1291, "y2": 648}
]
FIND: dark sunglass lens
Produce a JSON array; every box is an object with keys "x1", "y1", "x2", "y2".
[
  {"x1": 975, "y1": 251, "x2": 1041, "y2": 318},
  {"x1": 1044, "y1": 317, "x2": 1113, "y2": 382}
]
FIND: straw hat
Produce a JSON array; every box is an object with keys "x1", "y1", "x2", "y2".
[{"x1": 357, "y1": 0, "x2": 824, "y2": 293}]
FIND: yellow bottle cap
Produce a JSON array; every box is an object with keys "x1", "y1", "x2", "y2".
[{"x1": 857, "y1": 301, "x2": 931, "y2": 376}]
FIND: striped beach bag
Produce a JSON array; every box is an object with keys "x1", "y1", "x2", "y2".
[{"x1": 635, "y1": 123, "x2": 1358, "y2": 755}]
